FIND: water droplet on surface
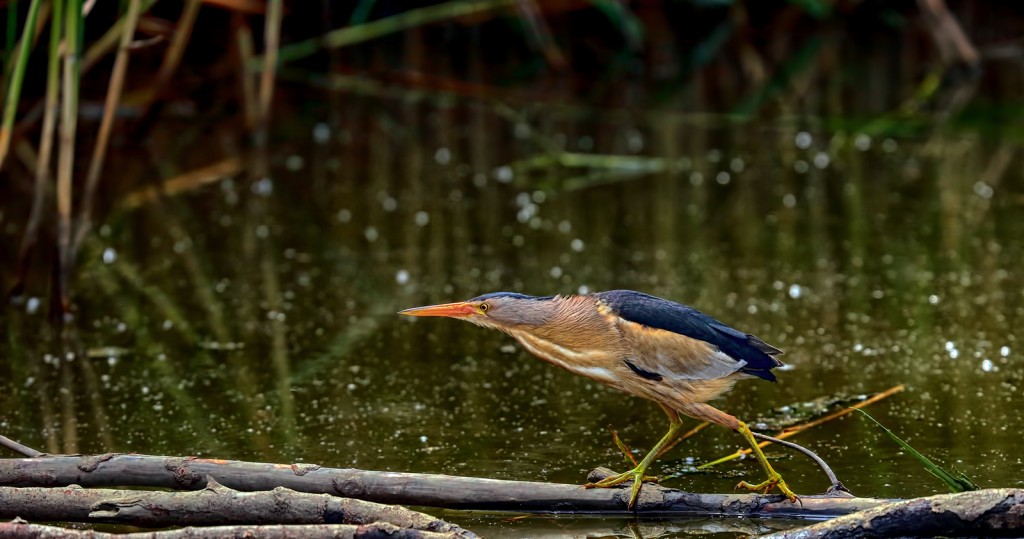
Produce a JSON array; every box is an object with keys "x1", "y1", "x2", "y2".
[
  {"x1": 795, "y1": 132, "x2": 812, "y2": 149},
  {"x1": 434, "y1": 147, "x2": 451, "y2": 165},
  {"x1": 813, "y1": 152, "x2": 830, "y2": 169},
  {"x1": 974, "y1": 181, "x2": 994, "y2": 199},
  {"x1": 788, "y1": 284, "x2": 802, "y2": 299},
  {"x1": 26, "y1": 297, "x2": 40, "y2": 314},
  {"x1": 313, "y1": 123, "x2": 330, "y2": 143},
  {"x1": 395, "y1": 270, "x2": 410, "y2": 285},
  {"x1": 252, "y1": 177, "x2": 273, "y2": 196},
  {"x1": 286, "y1": 155, "x2": 304, "y2": 171},
  {"x1": 102, "y1": 248, "x2": 117, "y2": 264},
  {"x1": 414, "y1": 211, "x2": 430, "y2": 226},
  {"x1": 493, "y1": 166, "x2": 514, "y2": 183},
  {"x1": 854, "y1": 134, "x2": 871, "y2": 151}
]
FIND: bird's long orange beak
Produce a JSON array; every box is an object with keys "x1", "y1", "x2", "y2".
[{"x1": 399, "y1": 302, "x2": 479, "y2": 318}]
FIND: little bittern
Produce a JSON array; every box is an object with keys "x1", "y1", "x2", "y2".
[{"x1": 401, "y1": 290, "x2": 828, "y2": 508}]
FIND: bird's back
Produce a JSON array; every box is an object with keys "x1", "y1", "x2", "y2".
[{"x1": 593, "y1": 290, "x2": 783, "y2": 382}]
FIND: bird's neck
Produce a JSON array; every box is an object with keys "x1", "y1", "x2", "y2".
[{"x1": 505, "y1": 295, "x2": 621, "y2": 372}]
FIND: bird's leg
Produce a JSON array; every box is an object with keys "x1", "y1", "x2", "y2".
[
  {"x1": 734, "y1": 421, "x2": 799, "y2": 503},
  {"x1": 585, "y1": 407, "x2": 683, "y2": 509}
]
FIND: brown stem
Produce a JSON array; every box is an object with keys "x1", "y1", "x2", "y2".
[{"x1": 74, "y1": 0, "x2": 143, "y2": 252}]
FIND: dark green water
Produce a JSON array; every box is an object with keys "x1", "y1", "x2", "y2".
[{"x1": 2, "y1": 88, "x2": 1023, "y2": 537}]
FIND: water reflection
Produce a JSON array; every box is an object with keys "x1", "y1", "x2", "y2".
[{"x1": 1, "y1": 91, "x2": 1023, "y2": 537}]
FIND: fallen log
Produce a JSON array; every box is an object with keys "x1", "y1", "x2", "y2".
[
  {"x1": 0, "y1": 477, "x2": 475, "y2": 537},
  {"x1": 0, "y1": 518, "x2": 460, "y2": 539},
  {"x1": 0, "y1": 454, "x2": 882, "y2": 517},
  {"x1": 756, "y1": 488, "x2": 1024, "y2": 539}
]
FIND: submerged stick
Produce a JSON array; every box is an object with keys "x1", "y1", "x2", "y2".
[{"x1": 0, "y1": 454, "x2": 885, "y2": 517}]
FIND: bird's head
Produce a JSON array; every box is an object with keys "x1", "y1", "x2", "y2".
[{"x1": 399, "y1": 292, "x2": 555, "y2": 331}]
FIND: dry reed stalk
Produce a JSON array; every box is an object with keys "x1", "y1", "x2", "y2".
[
  {"x1": 120, "y1": 157, "x2": 244, "y2": 208},
  {"x1": 136, "y1": 0, "x2": 201, "y2": 116},
  {"x1": 80, "y1": 0, "x2": 157, "y2": 72},
  {"x1": 74, "y1": 0, "x2": 143, "y2": 251},
  {"x1": 258, "y1": 0, "x2": 283, "y2": 131},
  {"x1": 56, "y1": 0, "x2": 82, "y2": 312}
]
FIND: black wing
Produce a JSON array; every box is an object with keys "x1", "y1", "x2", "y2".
[{"x1": 594, "y1": 290, "x2": 783, "y2": 382}]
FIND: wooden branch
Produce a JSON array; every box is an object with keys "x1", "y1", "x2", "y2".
[
  {"x1": 0, "y1": 478, "x2": 475, "y2": 538},
  {"x1": 0, "y1": 454, "x2": 885, "y2": 517},
  {"x1": 0, "y1": 519, "x2": 460, "y2": 538},
  {"x1": 757, "y1": 489, "x2": 1024, "y2": 538},
  {"x1": 0, "y1": 437, "x2": 39, "y2": 459}
]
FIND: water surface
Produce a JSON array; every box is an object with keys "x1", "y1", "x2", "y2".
[{"x1": 1, "y1": 86, "x2": 1023, "y2": 537}]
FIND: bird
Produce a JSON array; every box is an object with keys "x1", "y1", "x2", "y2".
[{"x1": 400, "y1": 289, "x2": 810, "y2": 509}]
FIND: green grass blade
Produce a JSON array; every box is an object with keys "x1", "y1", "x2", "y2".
[
  {"x1": 270, "y1": 0, "x2": 519, "y2": 67},
  {"x1": 855, "y1": 409, "x2": 979, "y2": 492},
  {"x1": 0, "y1": 0, "x2": 44, "y2": 174}
]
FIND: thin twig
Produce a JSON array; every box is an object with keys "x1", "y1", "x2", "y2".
[
  {"x1": 699, "y1": 385, "x2": 906, "y2": 469},
  {"x1": 750, "y1": 432, "x2": 848, "y2": 493},
  {"x1": 0, "y1": 434, "x2": 42, "y2": 457}
]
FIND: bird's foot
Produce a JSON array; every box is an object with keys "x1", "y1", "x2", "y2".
[
  {"x1": 584, "y1": 468, "x2": 659, "y2": 509},
  {"x1": 735, "y1": 471, "x2": 799, "y2": 503}
]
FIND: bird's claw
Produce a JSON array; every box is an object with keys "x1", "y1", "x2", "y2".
[
  {"x1": 583, "y1": 469, "x2": 659, "y2": 509},
  {"x1": 735, "y1": 472, "x2": 800, "y2": 504}
]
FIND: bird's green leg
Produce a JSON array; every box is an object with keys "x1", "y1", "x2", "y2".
[
  {"x1": 585, "y1": 408, "x2": 684, "y2": 509},
  {"x1": 734, "y1": 421, "x2": 799, "y2": 502}
]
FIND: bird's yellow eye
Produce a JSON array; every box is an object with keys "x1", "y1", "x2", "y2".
[{"x1": 479, "y1": 303, "x2": 490, "y2": 314}]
